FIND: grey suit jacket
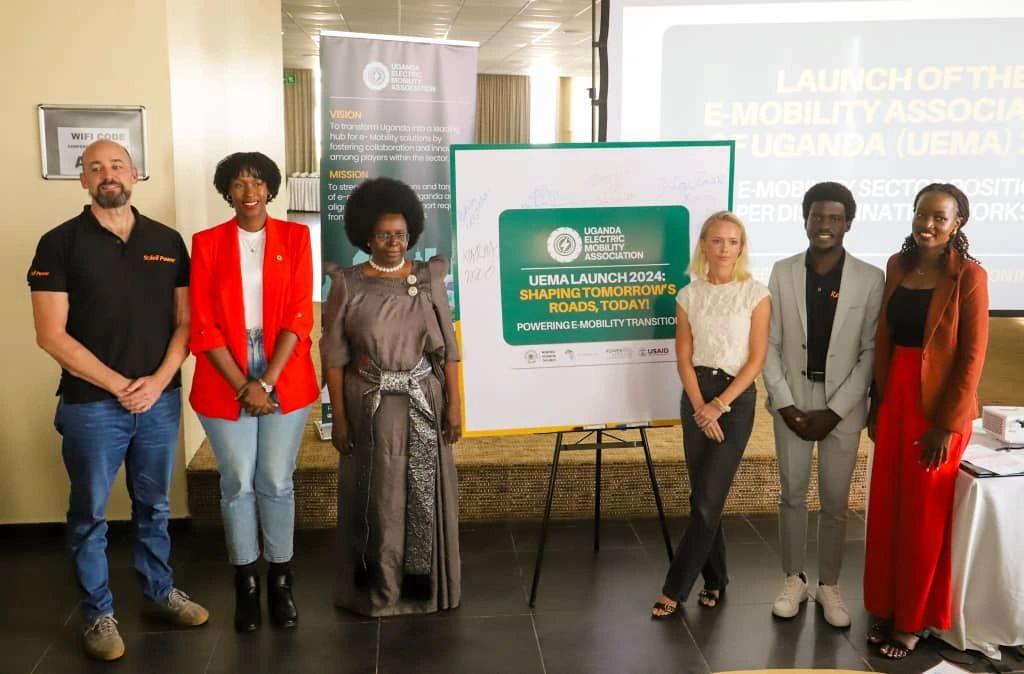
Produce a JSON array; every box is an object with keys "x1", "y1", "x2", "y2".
[{"x1": 763, "y1": 251, "x2": 884, "y2": 433}]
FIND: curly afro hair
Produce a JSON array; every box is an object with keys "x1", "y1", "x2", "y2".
[
  {"x1": 212, "y1": 152, "x2": 282, "y2": 205},
  {"x1": 802, "y1": 181, "x2": 856, "y2": 222},
  {"x1": 343, "y1": 177, "x2": 425, "y2": 254}
]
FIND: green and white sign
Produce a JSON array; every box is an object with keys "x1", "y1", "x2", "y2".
[{"x1": 498, "y1": 206, "x2": 689, "y2": 346}]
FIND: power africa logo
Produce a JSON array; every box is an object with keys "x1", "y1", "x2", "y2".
[
  {"x1": 546, "y1": 227, "x2": 583, "y2": 263},
  {"x1": 362, "y1": 62, "x2": 390, "y2": 91}
]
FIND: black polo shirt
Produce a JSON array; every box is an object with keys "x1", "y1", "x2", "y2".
[
  {"x1": 805, "y1": 250, "x2": 844, "y2": 376},
  {"x1": 27, "y1": 206, "x2": 190, "y2": 403}
]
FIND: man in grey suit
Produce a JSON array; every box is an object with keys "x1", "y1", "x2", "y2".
[{"x1": 763, "y1": 182, "x2": 884, "y2": 628}]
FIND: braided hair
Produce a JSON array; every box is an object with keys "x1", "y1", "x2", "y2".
[{"x1": 899, "y1": 182, "x2": 978, "y2": 266}]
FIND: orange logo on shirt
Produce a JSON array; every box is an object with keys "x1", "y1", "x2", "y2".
[
  {"x1": 144, "y1": 254, "x2": 177, "y2": 263},
  {"x1": 830, "y1": 290, "x2": 840, "y2": 300},
  {"x1": 29, "y1": 269, "x2": 50, "y2": 277}
]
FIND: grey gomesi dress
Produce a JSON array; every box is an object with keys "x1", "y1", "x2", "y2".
[{"x1": 321, "y1": 256, "x2": 461, "y2": 616}]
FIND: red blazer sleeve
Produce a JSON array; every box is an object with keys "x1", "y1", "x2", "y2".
[
  {"x1": 935, "y1": 264, "x2": 989, "y2": 432},
  {"x1": 189, "y1": 232, "x2": 228, "y2": 354},
  {"x1": 279, "y1": 225, "x2": 314, "y2": 340}
]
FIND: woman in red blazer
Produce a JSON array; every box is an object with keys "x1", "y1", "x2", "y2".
[
  {"x1": 864, "y1": 183, "x2": 989, "y2": 659},
  {"x1": 189, "y1": 152, "x2": 318, "y2": 633}
]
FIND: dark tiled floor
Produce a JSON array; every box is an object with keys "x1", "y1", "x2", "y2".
[{"x1": 3, "y1": 513, "x2": 1023, "y2": 674}]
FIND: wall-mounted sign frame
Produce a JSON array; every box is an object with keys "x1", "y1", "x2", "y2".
[{"x1": 37, "y1": 104, "x2": 149, "y2": 180}]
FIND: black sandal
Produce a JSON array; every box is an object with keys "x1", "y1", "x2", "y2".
[
  {"x1": 879, "y1": 640, "x2": 913, "y2": 660},
  {"x1": 651, "y1": 600, "x2": 678, "y2": 620},
  {"x1": 867, "y1": 621, "x2": 889, "y2": 645},
  {"x1": 697, "y1": 588, "x2": 722, "y2": 608},
  {"x1": 878, "y1": 633, "x2": 920, "y2": 660}
]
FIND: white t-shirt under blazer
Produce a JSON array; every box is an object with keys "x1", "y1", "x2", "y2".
[
  {"x1": 676, "y1": 277, "x2": 770, "y2": 377},
  {"x1": 238, "y1": 226, "x2": 266, "y2": 330}
]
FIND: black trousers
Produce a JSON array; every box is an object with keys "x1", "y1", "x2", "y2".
[{"x1": 661, "y1": 367, "x2": 756, "y2": 602}]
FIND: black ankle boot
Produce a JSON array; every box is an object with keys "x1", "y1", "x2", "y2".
[
  {"x1": 233, "y1": 568, "x2": 261, "y2": 632},
  {"x1": 267, "y1": 566, "x2": 298, "y2": 629}
]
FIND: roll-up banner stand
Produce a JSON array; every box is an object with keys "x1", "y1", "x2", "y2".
[{"x1": 318, "y1": 31, "x2": 478, "y2": 433}]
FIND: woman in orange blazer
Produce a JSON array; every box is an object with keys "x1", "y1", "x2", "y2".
[
  {"x1": 863, "y1": 183, "x2": 989, "y2": 659},
  {"x1": 189, "y1": 152, "x2": 318, "y2": 633}
]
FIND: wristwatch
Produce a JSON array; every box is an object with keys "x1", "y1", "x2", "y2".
[{"x1": 257, "y1": 378, "x2": 274, "y2": 394}]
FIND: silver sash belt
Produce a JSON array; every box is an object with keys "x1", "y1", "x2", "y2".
[{"x1": 356, "y1": 356, "x2": 438, "y2": 581}]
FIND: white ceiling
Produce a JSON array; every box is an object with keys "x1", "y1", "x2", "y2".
[{"x1": 282, "y1": 0, "x2": 598, "y2": 75}]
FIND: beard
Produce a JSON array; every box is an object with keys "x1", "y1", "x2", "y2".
[{"x1": 92, "y1": 181, "x2": 131, "y2": 209}]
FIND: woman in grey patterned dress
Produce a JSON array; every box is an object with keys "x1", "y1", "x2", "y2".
[{"x1": 321, "y1": 177, "x2": 462, "y2": 616}]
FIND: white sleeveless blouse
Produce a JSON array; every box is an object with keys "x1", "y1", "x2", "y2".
[{"x1": 676, "y1": 277, "x2": 770, "y2": 376}]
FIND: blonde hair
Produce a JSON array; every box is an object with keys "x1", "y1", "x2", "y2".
[{"x1": 687, "y1": 210, "x2": 751, "y2": 282}]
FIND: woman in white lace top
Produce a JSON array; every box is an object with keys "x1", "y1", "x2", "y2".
[{"x1": 651, "y1": 211, "x2": 771, "y2": 619}]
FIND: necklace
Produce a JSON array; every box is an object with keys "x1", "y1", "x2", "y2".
[
  {"x1": 368, "y1": 257, "x2": 405, "y2": 273},
  {"x1": 364, "y1": 256, "x2": 403, "y2": 272},
  {"x1": 239, "y1": 226, "x2": 264, "y2": 256}
]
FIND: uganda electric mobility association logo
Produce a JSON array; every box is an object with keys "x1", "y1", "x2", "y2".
[
  {"x1": 546, "y1": 227, "x2": 583, "y2": 263},
  {"x1": 362, "y1": 62, "x2": 390, "y2": 91}
]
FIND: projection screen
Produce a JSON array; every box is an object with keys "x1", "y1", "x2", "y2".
[{"x1": 608, "y1": 0, "x2": 1024, "y2": 313}]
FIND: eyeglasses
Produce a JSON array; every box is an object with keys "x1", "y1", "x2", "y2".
[{"x1": 372, "y1": 232, "x2": 409, "y2": 243}]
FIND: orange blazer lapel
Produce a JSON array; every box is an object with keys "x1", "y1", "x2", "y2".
[{"x1": 922, "y1": 252, "x2": 961, "y2": 349}]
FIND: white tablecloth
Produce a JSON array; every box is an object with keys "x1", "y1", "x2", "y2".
[
  {"x1": 287, "y1": 175, "x2": 319, "y2": 212},
  {"x1": 935, "y1": 428, "x2": 1024, "y2": 656}
]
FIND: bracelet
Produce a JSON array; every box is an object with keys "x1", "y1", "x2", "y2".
[{"x1": 712, "y1": 397, "x2": 731, "y2": 413}]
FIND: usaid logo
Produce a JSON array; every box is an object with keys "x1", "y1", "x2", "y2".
[
  {"x1": 546, "y1": 227, "x2": 582, "y2": 263},
  {"x1": 362, "y1": 62, "x2": 390, "y2": 91},
  {"x1": 639, "y1": 347, "x2": 671, "y2": 357}
]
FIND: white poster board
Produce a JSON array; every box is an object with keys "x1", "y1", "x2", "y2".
[
  {"x1": 57, "y1": 127, "x2": 130, "y2": 175},
  {"x1": 451, "y1": 142, "x2": 733, "y2": 437}
]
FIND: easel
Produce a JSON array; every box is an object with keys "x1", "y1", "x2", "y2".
[{"x1": 528, "y1": 425, "x2": 674, "y2": 607}]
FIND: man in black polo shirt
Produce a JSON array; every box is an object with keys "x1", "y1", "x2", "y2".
[
  {"x1": 762, "y1": 182, "x2": 884, "y2": 628},
  {"x1": 29, "y1": 140, "x2": 208, "y2": 661}
]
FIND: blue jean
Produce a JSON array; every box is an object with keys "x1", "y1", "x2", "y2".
[
  {"x1": 56, "y1": 388, "x2": 180, "y2": 620},
  {"x1": 199, "y1": 329, "x2": 310, "y2": 565}
]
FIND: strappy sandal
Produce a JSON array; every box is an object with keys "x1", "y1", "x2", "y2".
[
  {"x1": 697, "y1": 588, "x2": 722, "y2": 608},
  {"x1": 878, "y1": 633, "x2": 920, "y2": 660},
  {"x1": 650, "y1": 600, "x2": 678, "y2": 620},
  {"x1": 867, "y1": 621, "x2": 889, "y2": 645}
]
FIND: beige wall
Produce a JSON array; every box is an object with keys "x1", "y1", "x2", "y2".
[
  {"x1": 1, "y1": 1, "x2": 179, "y2": 525},
  {"x1": 166, "y1": 0, "x2": 287, "y2": 467},
  {"x1": 1, "y1": 0, "x2": 284, "y2": 524}
]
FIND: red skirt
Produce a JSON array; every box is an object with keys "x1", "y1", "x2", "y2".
[{"x1": 863, "y1": 346, "x2": 971, "y2": 632}]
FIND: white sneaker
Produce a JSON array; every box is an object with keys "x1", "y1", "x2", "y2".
[
  {"x1": 815, "y1": 583, "x2": 851, "y2": 627},
  {"x1": 772, "y1": 574, "x2": 809, "y2": 618}
]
